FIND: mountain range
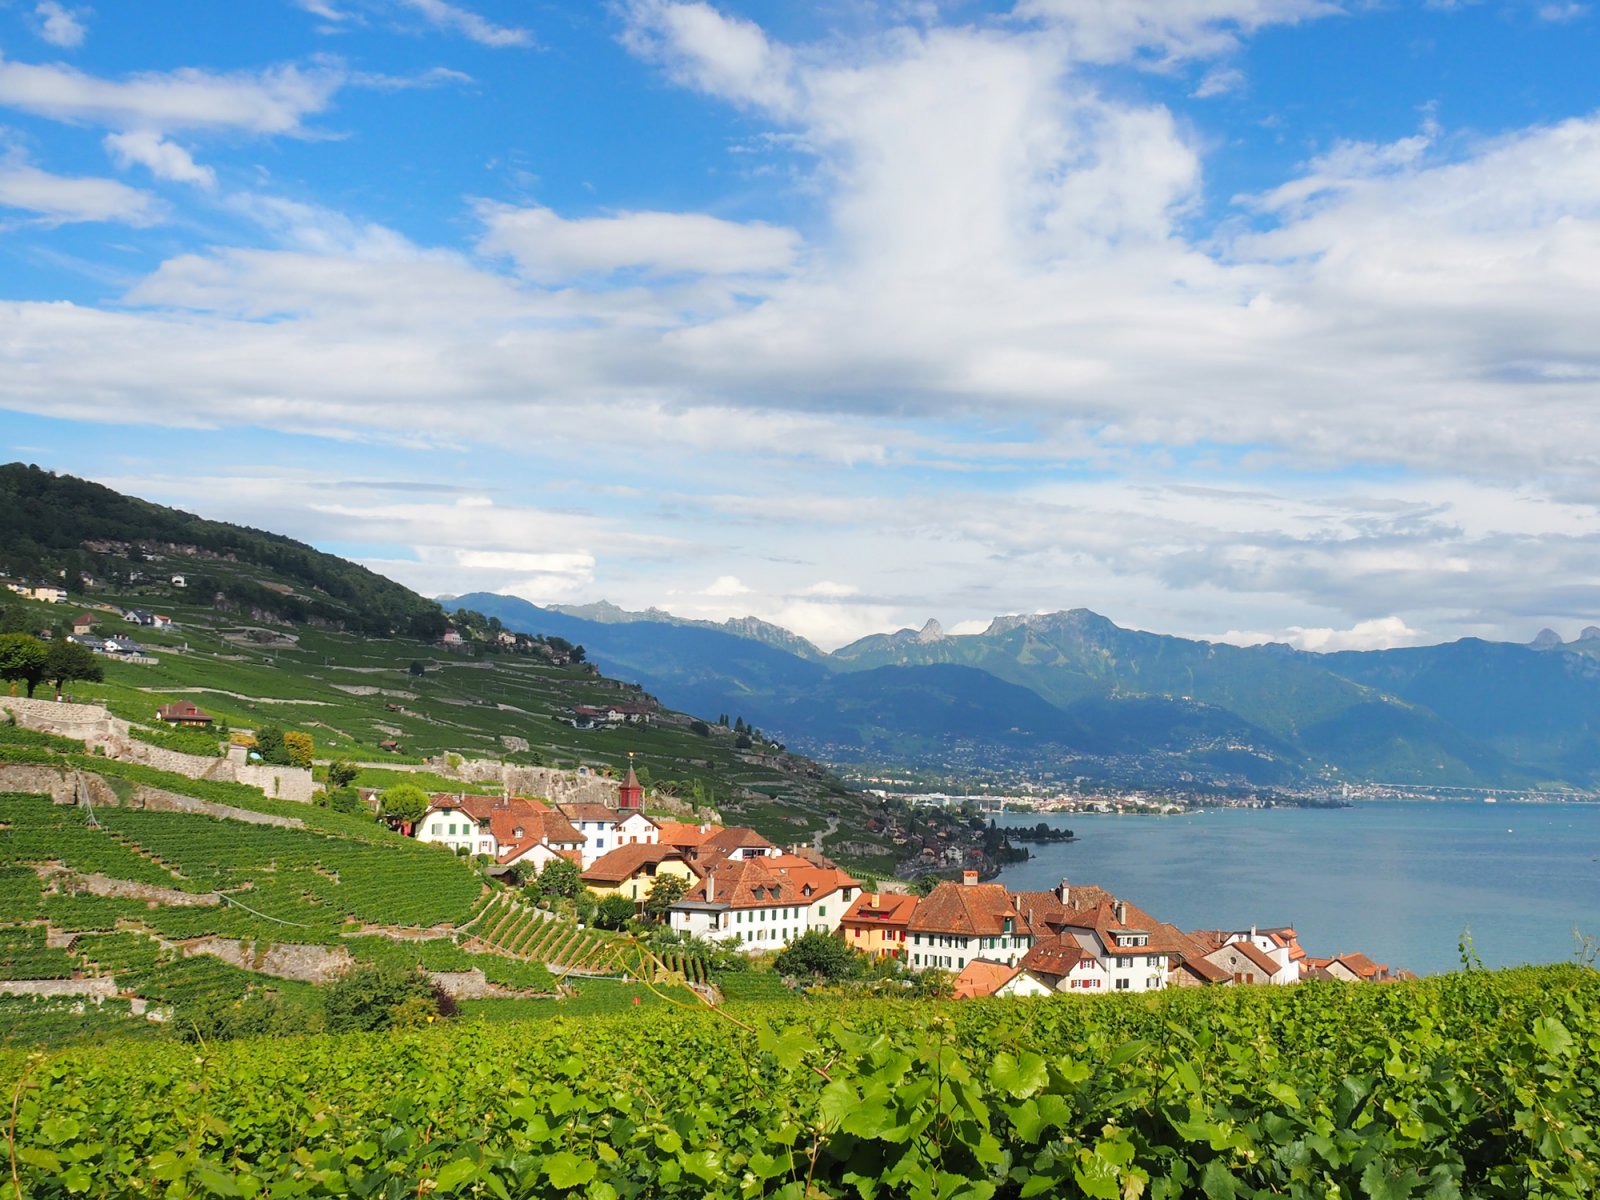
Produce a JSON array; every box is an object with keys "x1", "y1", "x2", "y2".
[{"x1": 451, "y1": 595, "x2": 1600, "y2": 791}]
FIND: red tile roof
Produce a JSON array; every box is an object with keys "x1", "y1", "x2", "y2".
[
  {"x1": 840, "y1": 892, "x2": 919, "y2": 929},
  {"x1": 953, "y1": 959, "x2": 1020, "y2": 1000},
  {"x1": 581, "y1": 843, "x2": 692, "y2": 885},
  {"x1": 1019, "y1": 934, "x2": 1102, "y2": 979},
  {"x1": 681, "y1": 855, "x2": 857, "y2": 910},
  {"x1": 906, "y1": 882, "x2": 1031, "y2": 938}
]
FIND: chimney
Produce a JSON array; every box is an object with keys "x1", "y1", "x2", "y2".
[
  {"x1": 962, "y1": 869, "x2": 978, "y2": 886},
  {"x1": 705, "y1": 869, "x2": 715, "y2": 903},
  {"x1": 1114, "y1": 900, "x2": 1127, "y2": 925},
  {"x1": 1057, "y1": 877, "x2": 1070, "y2": 905}
]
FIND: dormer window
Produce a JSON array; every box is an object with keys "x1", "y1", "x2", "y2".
[{"x1": 1003, "y1": 917, "x2": 1014, "y2": 934}]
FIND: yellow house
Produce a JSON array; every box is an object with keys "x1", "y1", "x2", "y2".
[
  {"x1": 839, "y1": 891, "x2": 918, "y2": 958},
  {"x1": 582, "y1": 844, "x2": 698, "y2": 906}
]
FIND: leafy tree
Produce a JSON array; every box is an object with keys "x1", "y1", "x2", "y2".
[
  {"x1": 0, "y1": 633, "x2": 48, "y2": 697},
  {"x1": 379, "y1": 782, "x2": 430, "y2": 828},
  {"x1": 570, "y1": 644, "x2": 586, "y2": 664},
  {"x1": 594, "y1": 894, "x2": 636, "y2": 930},
  {"x1": 735, "y1": 733, "x2": 753, "y2": 750},
  {"x1": 408, "y1": 610, "x2": 448, "y2": 641},
  {"x1": 641, "y1": 874, "x2": 688, "y2": 923},
  {"x1": 773, "y1": 929, "x2": 861, "y2": 981},
  {"x1": 254, "y1": 725, "x2": 289, "y2": 765},
  {"x1": 408, "y1": 660, "x2": 426, "y2": 677},
  {"x1": 43, "y1": 638, "x2": 101, "y2": 697},
  {"x1": 689, "y1": 720, "x2": 711, "y2": 737},
  {"x1": 909, "y1": 875, "x2": 942, "y2": 897},
  {"x1": 0, "y1": 601, "x2": 31, "y2": 634},
  {"x1": 326, "y1": 787, "x2": 365, "y2": 815},
  {"x1": 537, "y1": 857, "x2": 582, "y2": 899},
  {"x1": 326, "y1": 760, "x2": 359, "y2": 789},
  {"x1": 323, "y1": 964, "x2": 455, "y2": 1033},
  {"x1": 282, "y1": 730, "x2": 315, "y2": 768}
]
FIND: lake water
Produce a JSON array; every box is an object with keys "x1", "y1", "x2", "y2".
[{"x1": 993, "y1": 801, "x2": 1600, "y2": 976}]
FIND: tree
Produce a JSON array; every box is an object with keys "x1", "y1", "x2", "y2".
[
  {"x1": 911, "y1": 968, "x2": 954, "y2": 1000},
  {"x1": 323, "y1": 964, "x2": 455, "y2": 1034},
  {"x1": 537, "y1": 857, "x2": 582, "y2": 899},
  {"x1": 408, "y1": 660, "x2": 426, "y2": 678},
  {"x1": 282, "y1": 730, "x2": 314, "y2": 768},
  {"x1": 641, "y1": 874, "x2": 688, "y2": 923},
  {"x1": 379, "y1": 782, "x2": 430, "y2": 828},
  {"x1": 0, "y1": 601, "x2": 30, "y2": 634},
  {"x1": 43, "y1": 639, "x2": 101, "y2": 697},
  {"x1": 909, "y1": 875, "x2": 942, "y2": 897},
  {"x1": 254, "y1": 725, "x2": 288, "y2": 765},
  {"x1": 773, "y1": 929, "x2": 861, "y2": 981},
  {"x1": 326, "y1": 787, "x2": 365, "y2": 816},
  {"x1": 0, "y1": 633, "x2": 48, "y2": 697},
  {"x1": 594, "y1": 894, "x2": 636, "y2": 930},
  {"x1": 326, "y1": 760, "x2": 359, "y2": 789}
]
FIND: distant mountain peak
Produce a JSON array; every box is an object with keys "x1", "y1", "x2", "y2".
[
  {"x1": 916, "y1": 618, "x2": 944, "y2": 643},
  {"x1": 1580, "y1": 626, "x2": 1600, "y2": 643},
  {"x1": 1531, "y1": 628, "x2": 1564, "y2": 649}
]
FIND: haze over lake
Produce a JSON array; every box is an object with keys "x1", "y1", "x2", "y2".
[{"x1": 995, "y1": 801, "x2": 1600, "y2": 976}]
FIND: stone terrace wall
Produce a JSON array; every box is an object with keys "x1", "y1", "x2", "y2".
[
  {"x1": 3, "y1": 696, "x2": 315, "y2": 803},
  {"x1": 423, "y1": 757, "x2": 713, "y2": 817},
  {"x1": 0, "y1": 978, "x2": 118, "y2": 1002}
]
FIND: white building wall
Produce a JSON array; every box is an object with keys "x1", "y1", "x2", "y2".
[{"x1": 416, "y1": 811, "x2": 494, "y2": 858}]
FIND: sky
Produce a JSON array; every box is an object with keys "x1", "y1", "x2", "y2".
[{"x1": 2, "y1": 0, "x2": 1599, "y2": 652}]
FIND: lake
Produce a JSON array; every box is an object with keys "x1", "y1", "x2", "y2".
[{"x1": 993, "y1": 800, "x2": 1600, "y2": 976}]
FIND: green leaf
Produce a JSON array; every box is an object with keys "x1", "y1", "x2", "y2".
[
  {"x1": 61, "y1": 1164, "x2": 95, "y2": 1194},
  {"x1": 1532, "y1": 1017, "x2": 1574, "y2": 1058},
  {"x1": 1199, "y1": 1160, "x2": 1238, "y2": 1200},
  {"x1": 990, "y1": 1052, "x2": 1048, "y2": 1099},
  {"x1": 1360, "y1": 1159, "x2": 1421, "y2": 1200},
  {"x1": 16, "y1": 1147, "x2": 61, "y2": 1173},
  {"x1": 545, "y1": 1152, "x2": 597, "y2": 1189},
  {"x1": 432, "y1": 1159, "x2": 478, "y2": 1193}
]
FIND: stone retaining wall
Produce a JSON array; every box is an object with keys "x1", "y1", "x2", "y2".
[
  {"x1": 427, "y1": 968, "x2": 533, "y2": 1000},
  {"x1": 35, "y1": 867, "x2": 219, "y2": 906},
  {"x1": 182, "y1": 937, "x2": 353, "y2": 984},
  {"x1": 0, "y1": 977, "x2": 118, "y2": 1002},
  {"x1": 3, "y1": 696, "x2": 315, "y2": 803}
]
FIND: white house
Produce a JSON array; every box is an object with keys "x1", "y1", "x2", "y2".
[
  {"x1": 667, "y1": 853, "x2": 858, "y2": 951},
  {"x1": 904, "y1": 873, "x2": 1035, "y2": 973},
  {"x1": 414, "y1": 795, "x2": 585, "y2": 868},
  {"x1": 556, "y1": 803, "x2": 658, "y2": 868}
]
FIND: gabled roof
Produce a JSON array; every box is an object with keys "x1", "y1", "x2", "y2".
[
  {"x1": 1332, "y1": 952, "x2": 1389, "y2": 980},
  {"x1": 156, "y1": 701, "x2": 211, "y2": 721},
  {"x1": 906, "y1": 882, "x2": 1031, "y2": 938},
  {"x1": 840, "y1": 892, "x2": 918, "y2": 928},
  {"x1": 581, "y1": 842, "x2": 691, "y2": 885},
  {"x1": 699, "y1": 826, "x2": 779, "y2": 857},
  {"x1": 556, "y1": 802, "x2": 655, "y2": 826},
  {"x1": 656, "y1": 821, "x2": 716, "y2": 847},
  {"x1": 1204, "y1": 939, "x2": 1281, "y2": 977},
  {"x1": 1019, "y1": 933, "x2": 1104, "y2": 979},
  {"x1": 677, "y1": 854, "x2": 858, "y2": 911},
  {"x1": 953, "y1": 959, "x2": 1020, "y2": 1000},
  {"x1": 1011, "y1": 885, "x2": 1116, "y2": 932},
  {"x1": 1173, "y1": 957, "x2": 1233, "y2": 985}
]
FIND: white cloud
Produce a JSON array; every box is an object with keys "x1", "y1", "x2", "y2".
[
  {"x1": 800, "y1": 580, "x2": 858, "y2": 598},
  {"x1": 621, "y1": 0, "x2": 798, "y2": 113},
  {"x1": 33, "y1": 2, "x2": 87, "y2": 48},
  {"x1": 1537, "y1": 3, "x2": 1588, "y2": 21},
  {"x1": 103, "y1": 130, "x2": 215, "y2": 188},
  {"x1": 703, "y1": 575, "x2": 752, "y2": 596},
  {"x1": 1216, "y1": 617, "x2": 1429, "y2": 652},
  {"x1": 456, "y1": 550, "x2": 596, "y2": 574},
  {"x1": 0, "y1": 54, "x2": 344, "y2": 135},
  {"x1": 477, "y1": 203, "x2": 800, "y2": 282},
  {"x1": 1016, "y1": 0, "x2": 1342, "y2": 64},
  {"x1": 394, "y1": 0, "x2": 532, "y2": 47},
  {"x1": 1192, "y1": 65, "x2": 1244, "y2": 97},
  {"x1": 0, "y1": 158, "x2": 160, "y2": 225}
]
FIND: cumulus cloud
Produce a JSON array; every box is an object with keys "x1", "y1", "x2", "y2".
[
  {"x1": 621, "y1": 0, "x2": 798, "y2": 113},
  {"x1": 33, "y1": 2, "x2": 87, "y2": 48},
  {"x1": 703, "y1": 575, "x2": 752, "y2": 596},
  {"x1": 476, "y1": 203, "x2": 800, "y2": 282},
  {"x1": 103, "y1": 130, "x2": 215, "y2": 188}
]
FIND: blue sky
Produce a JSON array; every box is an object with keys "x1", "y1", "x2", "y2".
[{"x1": 3, "y1": 0, "x2": 1600, "y2": 650}]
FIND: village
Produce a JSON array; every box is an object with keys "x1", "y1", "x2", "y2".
[{"x1": 401, "y1": 759, "x2": 1405, "y2": 999}]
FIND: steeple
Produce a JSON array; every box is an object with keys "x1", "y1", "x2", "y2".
[{"x1": 618, "y1": 751, "x2": 643, "y2": 810}]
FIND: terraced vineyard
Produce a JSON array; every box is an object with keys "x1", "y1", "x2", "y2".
[
  {"x1": 5, "y1": 965, "x2": 1595, "y2": 1199},
  {"x1": 466, "y1": 895, "x2": 625, "y2": 975}
]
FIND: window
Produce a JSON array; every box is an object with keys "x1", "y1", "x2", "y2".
[
  {"x1": 818, "y1": 906, "x2": 826, "y2": 917},
  {"x1": 1116, "y1": 979, "x2": 1130, "y2": 991}
]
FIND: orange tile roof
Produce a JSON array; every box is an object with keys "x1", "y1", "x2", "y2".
[
  {"x1": 1019, "y1": 934, "x2": 1102, "y2": 979},
  {"x1": 953, "y1": 959, "x2": 1020, "y2": 999},
  {"x1": 840, "y1": 892, "x2": 918, "y2": 928},
  {"x1": 656, "y1": 821, "x2": 717, "y2": 847},
  {"x1": 1203, "y1": 940, "x2": 1280, "y2": 978},
  {"x1": 906, "y1": 882, "x2": 1031, "y2": 938},
  {"x1": 681, "y1": 855, "x2": 858, "y2": 910},
  {"x1": 699, "y1": 826, "x2": 779, "y2": 857},
  {"x1": 581, "y1": 843, "x2": 691, "y2": 884}
]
